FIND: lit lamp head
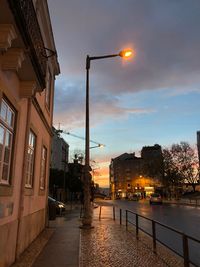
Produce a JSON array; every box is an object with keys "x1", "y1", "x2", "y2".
[
  {"x1": 119, "y1": 49, "x2": 133, "y2": 59},
  {"x1": 98, "y1": 144, "x2": 105, "y2": 148},
  {"x1": 89, "y1": 144, "x2": 105, "y2": 149}
]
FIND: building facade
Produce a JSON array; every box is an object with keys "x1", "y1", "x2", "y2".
[
  {"x1": 0, "y1": 1, "x2": 59, "y2": 266},
  {"x1": 51, "y1": 127, "x2": 69, "y2": 171},
  {"x1": 110, "y1": 145, "x2": 163, "y2": 199},
  {"x1": 141, "y1": 144, "x2": 163, "y2": 181},
  {"x1": 50, "y1": 127, "x2": 69, "y2": 201}
]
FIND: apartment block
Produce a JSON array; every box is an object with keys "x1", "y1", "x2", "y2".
[{"x1": 110, "y1": 145, "x2": 163, "y2": 199}]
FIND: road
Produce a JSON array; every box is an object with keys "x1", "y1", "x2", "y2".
[{"x1": 109, "y1": 199, "x2": 200, "y2": 266}]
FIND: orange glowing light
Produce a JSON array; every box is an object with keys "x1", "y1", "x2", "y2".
[{"x1": 119, "y1": 49, "x2": 134, "y2": 58}]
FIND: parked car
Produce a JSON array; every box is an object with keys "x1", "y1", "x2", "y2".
[
  {"x1": 129, "y1": 194, "x2": 139, "y2": 201},
  {"x1": 149, "y1": 193, "x2": 162, "y2": 204},
  {"x1": 48, "y1": 196, "x2": 66, "y2": 216}
]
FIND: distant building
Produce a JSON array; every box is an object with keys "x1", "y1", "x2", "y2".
[
  {"x1": 110, "y1": 145, "x2": 163, "y2": 199},
  {"x1": 50, "y1": 127, "x2": 69, "y2": 201},
  {"x1": 141, "y1": 144, "x2": 163, "y2": 181},
  {"x1": 65, "y1": 158, "x2": 85, "y2": 201},
  {"x1": 68, "y1": 154, "x2": 84, "y2": 184},
  {"x1": 0, "y1": 1, "x2": 59, "y2": 266},
  {"x1": 51, "y1": 127, "x2": 69, "y2": 171}
]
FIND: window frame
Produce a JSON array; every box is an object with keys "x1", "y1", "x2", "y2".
[
  {"x1": 0, "y1": 98, "x2": 16, "y2": 185},
  {"x1": 25, "y1": 130, "x2": 36, "y2": 188},
  {"x1": 39, "y1": 145, "x2": 47, "y2": 190}
]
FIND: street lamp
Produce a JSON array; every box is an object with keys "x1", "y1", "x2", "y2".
[
  {"x1": 89, "y1": 144, "x2": 105, "y2": 149},
  {"x1": 81, "y1": 49, "x2": 133, "y2": 228}
]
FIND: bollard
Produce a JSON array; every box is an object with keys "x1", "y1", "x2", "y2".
[
  {"x1": 120, "y1": 209, "x2": 122, "y2": 225},
  {"x1": 99, "y1": 206, "x2": 102, "y2": 220},
  {"x1": 152, "y1": 220, "x2": 156, "y2": 252},
  {"x1": 113, "y1": 206, "x2": 115, "y2": 220},
  {"x1": 126, "y1": 210, "x2": 128, "y2": 229},
  {"x1": 182, "y1": 234, "x2": 189, "y2": 267},
  {"x1": 136, "y1": 214, "x2": 139, "y2": 237}
]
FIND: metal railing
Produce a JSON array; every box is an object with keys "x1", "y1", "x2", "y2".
[
  {"x1": 120, "y1": 209, "x2": 200, "y2": 267},
  {"x1": 181, "y1": 198, "x2": 200, "y2": 206},
  {"x1": 98, "y1": 205, "x2": 116, "y2": 221},
  {"x1": 8, "y1": 0, "x2": 47, "y2": 89}
]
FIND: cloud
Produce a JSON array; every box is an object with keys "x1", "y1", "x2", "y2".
[
  {"x1": 162, "y1": 87, "x2": 200, "y2": 98},
  {"x1": 49, "y1": 0, "x2": 200, "y2": 96},
  {"x1": 53, "y1": 79, "x2": 85, "y2": 128},
  {"x1": 53, "y1": 78, "x2": 155, "y2": 127},
  {"x1": 48, "y1": 0, "x2": 200, "y2": 155}
]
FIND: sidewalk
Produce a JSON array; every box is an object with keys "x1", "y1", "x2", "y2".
[
  {"x1": 32, "y1": 206, "x2": 81, "y2": 267},
  {"x1": 80, "y1": 205, "x2": 183, "y2": 267},
  {"x1": 12, "y1": 203, "x2": 185, "y2": 267},
  {"x1": 163, "y1": 198, "x2": 200, "y2": 207}
]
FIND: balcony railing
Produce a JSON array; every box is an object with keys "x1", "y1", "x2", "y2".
[{"x1": 8, "y1": 0, "x2": 47, "y2": 89}]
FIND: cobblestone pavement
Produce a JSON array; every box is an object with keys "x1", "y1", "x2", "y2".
[
  {"x1": 11, "y1": 228, "x2": 54, "y2": 267},
  {"x1": 80, "y1": 206, "x2": 183, "y2": 267},
  {"x1": 10, "y1": 203, "x2": 185, "y2": 267}
]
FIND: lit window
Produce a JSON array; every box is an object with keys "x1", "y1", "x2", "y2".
[
  {"x1": 40, "y1": 146, "x2": 47, "y2": 190},
  {"x1": 0, "y1": 99, "x2": 15, "y2": 185},
  {"x1": 25, "y1": 130, "x2": 36, "y2": 188}
]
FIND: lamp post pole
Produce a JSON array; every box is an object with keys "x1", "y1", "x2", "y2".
[
  {"x1": 85, "y1": 55, "x2": 90, "y2": 169},
  {"x1": 81, "y1": 55, "x2": 92, "y2": 228},
  {"x1": 81, "y1": 49, "x2": 133, "y2": 228}
]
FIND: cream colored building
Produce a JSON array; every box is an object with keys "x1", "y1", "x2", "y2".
[
  {"x1": 0, "y1": 1, "x2": 59, "y2": 266},
  {"x1": 110, "y1": 145, "x2": 163, "y2": 199}
]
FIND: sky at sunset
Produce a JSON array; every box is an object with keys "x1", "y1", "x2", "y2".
[{"x1": 48, "y1": 0, "x2": 200, "y2": 188}]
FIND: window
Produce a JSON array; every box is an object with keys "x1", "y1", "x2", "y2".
[
  {"x1": 40, "y1": 146, "x2": 47, "y2": 190},
  {"x1": 45, "y1": 69, "x2": 51, "y2": 110},
  {"x1": 0, "y1": 99, "x2": 15, "y2": 185},
  {"x1": 25, "y1": 130, "x2": 36, "y2": 188}
]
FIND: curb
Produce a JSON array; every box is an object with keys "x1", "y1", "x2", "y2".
[{"x1": 164, "y1": 201, "x2": 200, "y2": 207}]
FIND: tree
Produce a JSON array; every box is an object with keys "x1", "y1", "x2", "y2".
[
  {"x1": 66, "y1": 172, "x2": 83, "y2": 193},
  {"x1": 49, "y1": 168, "x2": 66, "y2": 199},
  {"x1": 67, "y1": 162, "x2": 84, "y2": 193},
  {"x1": 49, "y1": 168, "x2": 65, "y2": 188},
  {"x1": 163, "y1": 142, "x2": 199, "y2": 192},
  {"x1": 162, "y1": 148, "x2": 181, "y2": 186}
]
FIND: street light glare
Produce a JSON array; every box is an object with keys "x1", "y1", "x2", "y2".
[
  {"x1": 119, "y1": 49, "x2": 133, "y2": 59},
  {"x1": 99, "y1": 144, "x2": 105, "y2": 148},
  {"x1": 124, "y1": 50, "x2": 132, "y2": 57}
]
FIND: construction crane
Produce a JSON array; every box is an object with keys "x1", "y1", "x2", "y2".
[{"x1": 55, "y1": 129, "x2": 105, "y2": 147}]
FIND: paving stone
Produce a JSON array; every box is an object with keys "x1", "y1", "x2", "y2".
[
  {"x1": 11, "y1": 228, "x2": 54, "y2": 267},
  {"x1": 11, "y1": 203, "x2": 185, "y2": 267},
  {"x1": 80, "y1": 206, "x2": 183, "y2": 267}
]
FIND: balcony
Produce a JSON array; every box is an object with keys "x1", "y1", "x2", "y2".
[{"x1": 8, "y1": 0, "x2": 47, "y2": 89}]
